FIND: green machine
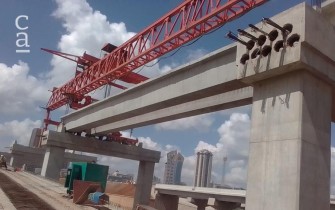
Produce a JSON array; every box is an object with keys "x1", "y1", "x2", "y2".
[{"x1": 64, "y1": 162, "x2": 109, "y2": 194}]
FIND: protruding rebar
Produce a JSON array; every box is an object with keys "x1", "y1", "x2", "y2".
[
  {"x1": 249, "y1": 24, "x2": 278, "y2": 41},
  {"x1": 237, "y1": 29, "x2": 258, "y2": 42},
  {"x1": 249, "y1": 24, "x2": 267, "y2": 35},
  {"x1": 262, "y1": 18, "x2": 289, "y2": 35},
  {"x1": 226, "y1": 31, "x2": 254, "y2": 50}
]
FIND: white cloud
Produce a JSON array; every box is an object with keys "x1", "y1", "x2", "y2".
[
  {"x1": 95, "y1": 134, "x2": 169, "y2": 180},
  {"x1": 47, "y1": 0, "x2": 137, "y2": 88},
  {"x1": 139, "y1": 136, "x2": 161, "y2": 151},
  {"x1": 155, "y1": 114, "x2": 214, "y2": 131},
  {"x1": 100, "y1": 113, "x2": 250, "y2": 187},
  {"x1": 219, "y1": 105, "x2": 251, "y2": 118},
  {"x1": 218, "y1": 113, "x2": 250, "y2": 159},
  {"x1": 186, "y1": 48, "x2": 208, "y2": 61},
  {"x1": 180, "y1": 156, "x2": 197, "y2": 184},
  {"x1": 195, "y1": 141, "x2": 222, "y2": 153},
  {"x1": 48, "y1": 0, "x2": 169, "y2": 96},
  {"x1": 0, "y1": 61, "x2": 48, "y2": 116},
  {"x1": 0, "y1": 119, "x2": 41, "y2": 146},
  {"x1": 179, "y1": 113, "x2": 250, "y2": 188}
]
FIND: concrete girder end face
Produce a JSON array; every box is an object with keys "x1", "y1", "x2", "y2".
[
  {"x1": 40, "y1": 130, "x2": 50, "y2": 147},
  {"x1": 235, "y1": 3, "x2": 335, "y2": 85}
]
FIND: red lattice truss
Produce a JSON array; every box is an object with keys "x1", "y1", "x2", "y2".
[{"x1": 46, "y1": 0, "x2": 267, "y2": 111}]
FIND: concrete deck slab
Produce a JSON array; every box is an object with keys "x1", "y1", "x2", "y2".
[{"x1": 155, "y1": 184, "x2": 245, "y2": 204}]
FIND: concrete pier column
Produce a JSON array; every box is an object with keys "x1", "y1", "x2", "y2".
[
  {"x1": 154, "y1": 193, "x2": 179, "y2": 210},
  {"x1": 41, "y1": 146, "x2": 65, "y2": 180},
  {"x1": 191, "y1": 198, "x2": 208, "y2": 210},
  {"x1": 9, "y1": 154, "x2": 18, "y2": 167},
  {"x1": 133, "y1": 161, "x2": 155, "y2": 210},
  {"x1": 214, "y1": 200, "x2": 240, "y2": 210},
  {"x1": 245, "y1": 72, "x2": 332, "y2": 210}
]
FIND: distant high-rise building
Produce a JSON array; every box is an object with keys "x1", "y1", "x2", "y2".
[
  {"x1": 29, "y1": 128, "x2": 42, "y2": 147},
  {"x1": 163, "y1": 150, "x2": 184, "y2": 185},
  {"x1": 194, "y1": 149, "x2": 213, "y2": 187}
]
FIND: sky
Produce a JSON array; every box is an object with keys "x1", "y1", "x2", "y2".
[{"x1": 1, "y1": 0, "x2": 335, "y2": 193}]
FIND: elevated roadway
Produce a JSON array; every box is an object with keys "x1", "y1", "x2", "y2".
[
  {"x1": 61, "y1": 37, "x2": 335, "y2": 134},
  {"x1": 154, "y1": 184, "x2": 335, "y2": 210},
  {"x1": 44, "y1": 2, "x2": 335, "y2": 210}
]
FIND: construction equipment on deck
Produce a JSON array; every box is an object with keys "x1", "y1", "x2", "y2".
[
  {"x1": 41, "y1": 0, "x2": 268, "y2": 132},
  {"x1": 65, "y1": 162, "x2": 109, "y2": 194}
]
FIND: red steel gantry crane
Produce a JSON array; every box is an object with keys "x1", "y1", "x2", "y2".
[{"x1": 43, "y1": 0, "x2": 268, "y2": 131}]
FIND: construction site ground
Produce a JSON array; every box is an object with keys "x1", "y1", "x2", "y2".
[
  {"x1": 0, "y1": 168, "x2": 116, "y2": 210},
  {"x1": 0, "y1": 168, "x2": 222, "y2": 210}
]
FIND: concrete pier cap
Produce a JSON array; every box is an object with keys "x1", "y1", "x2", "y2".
[{"x1": 236, "y1": 2, "x2": 335, "y2": 86}]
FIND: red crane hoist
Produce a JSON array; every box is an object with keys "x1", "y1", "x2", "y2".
[{"x1": 43, "y1": 0, "x2": 268, "y2": 131}]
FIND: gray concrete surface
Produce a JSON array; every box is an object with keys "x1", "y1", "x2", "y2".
[
  {"x1": 246, "y1": 72, "x2": 332, "y2": 210},
  {"x1": 235, "y1": 3, "x2": 335, "y2": 210},
  {"x1": 214, "y1": 200, "x2": 240, "y2": 210},
  {"x1": 155, "y1": 184, "x2": 245, "y2": 204},
  {"x1": 10, "y1": 143, "x2": 96, "y2": 173},
  {"x1": 191, "y1": 198, "x2": 208, "y2": 210},
  {"x1": 134, "y1": 161, "x2": 155, "y2": 209},
  {"x1": 41, "y1": 130, "x2": 160, "y2": 163},
  {"x1": 236, "y1": 3, "x2": 335, "y2": 86},
  {"x1": 91, "y1": 87, "x2": 252, "y2": 135},
  {"x1": 155, "y1": 193, "x2": 179, "y2": 210},
  {"x1": 61, "y1": 44, "x2": 248, "y2": 133},
  {"x1": 322, "y1": 0, "x2": 335, "y2": 25},
  {"x1": 41, "y1": 146, "x2": 65, "y2": 180}
]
